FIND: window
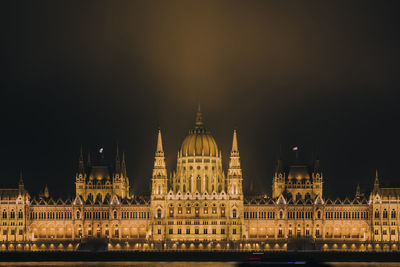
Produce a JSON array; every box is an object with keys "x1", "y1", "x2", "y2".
[
  {"x1": 169, "y1": 229, "x2": 173, "y2": 234},
  {"x1": 10, "y1": 210, "x2": 15, "y2": 219},
  {"x1": 221, "y1": 229, "x2": 225, "y2": 234},
  {"x1": 178, "y1": 207, "x2": 182, "y2": 214},
  {"x1": 186, "y1": 229, "x2": 190, "y2": 234},
  {"x1": 204, "y1": 207, "x2": 208, "y2": 214},
  {"x1": 278, "y1": 229, "x2": 283, "y2": 237},
  {"x1": 375, "y1": 210, "x2": 379, "y2": 219},
  {"x1": 18, "y1": 210, "x2": 23, "y2": 219},
  {"x1": 195, "y1": 229, "x2": 199, "y2": 234},
  {"x1": 232, "y1": 209, "x2": 237, "y2": 218},
  {"x1": 317, "y1": 211, "x2": 321, "y2": 219},
  {"x1": 204, "y1": 229, "x2": 208, "y2": 234},
  {"x1": 233, "y1": 228, "x2": 236, "y2": 235},
  {"x1": 157, "y1": 229, "x2": 161, "y2": 234},
  {"x1": 2, "y1": 210, "x2": 6, "y2": 219},
  {"x1": 178, "y1": 229, "x2": 182, "y2": 234},
  {"x1": 391, "y1": 210, "x2": 396, "y2": 219},
  {"x1": 186, "y1": 207, "x2": 191, "y2": 214},
  {"x1": 113, "y1": 210, "x2": 117, "y2": 219},
  {"x1": 316, "y1": 229, "x2": 320, "y2": 237},
  {"x1": 383, "y1": 209, "x2": 388, "y2": 219},
  {"x1": 374, "y1": 229, "x2": 379, "y2": 235},
  {"x1": 157, "y1": 209, "x2": 162, "y2": 219},
  {"x1": 279, "y1": 210, "x2": 283, "y2": 219},
  {"x1": 212, "y1": 229, "x2": 216, "y2": 234},
  {"x1": 391, "y1": 229, "x2": 396, "y2": 235},
  {"x1": 169, "y1": 207, "x2": 174, "y2": 217}
]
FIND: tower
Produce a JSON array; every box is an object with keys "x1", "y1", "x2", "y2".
[
  {"x1": 311, "y1": 158, "x2": 323, "y2": 197},
  {"x1": 272, "y1": 157, "x2": 285, "y2": 198},
  {"x1": 151, "y1": 130, "x2": 168, "y2": 199},
  {"x1": 227, "y1": 130, "x2": 243, "y2": 199},
  {"x1": 75, "y1": 146, "x2": 86, "y2": 198},
  {"x1": 150, "y1": 129, "x2": 168, "y2": 243}
]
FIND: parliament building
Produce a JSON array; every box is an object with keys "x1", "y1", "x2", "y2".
[{"x1": 0, "y1": 107, "x2": 399, "y2": 252}]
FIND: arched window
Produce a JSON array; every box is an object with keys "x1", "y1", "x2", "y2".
[
  {"x1": 279, "y1": 210, "x2": 283, "y2": 219},
  {"x1": 391, "y1": 209, "x2": 396, "y2": 219},
  {"x1": 10, "y1": 210, "x2": 15, "y2": 219},
  {"x1": 113, "y1": 210, "x2": 117, "y2": 219},
  {"x1": 317, "y1": 211, "x2": 321, "y2": 219},
  {"x1": 18, "y1": 209, "x2": 23, "y2": 219},
  {"x1": 296, "y1": 193, "x2": 302, "y2": 201},
  {"x1": 183, "y1": 184, "x2": 186, "y2": 193},
  {"x1": 305, "y1": 193, "x2": 311, "y2": 200},
  {"x1": 232, "y1": 209, "x2": 237, "y2": 218},
  {"x1": 383, "y1": 209, "x2": 388, "y2": 219},
  {"x1": 2, "y1": 210, "x2": 7, "y2": 219},
  {"x1": 374, "y1": 210, "x2": 379, "y2": 219},
  {"x1": 157, "y1": 185, "x2": 161, "y2": 195},
  {"x1": 157, "y1": 209, "x2": 162, "y2": 219},
  {"x1": 95, "y1": 194, "x2": 102, "y2": 202},
  {"x1": 76, "y1": 210, "x2": 80, "y2": 219}
]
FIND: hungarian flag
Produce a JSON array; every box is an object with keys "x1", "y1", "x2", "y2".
[{"x1": 292, "y1": 146, "x2": 298, "y2": 151}]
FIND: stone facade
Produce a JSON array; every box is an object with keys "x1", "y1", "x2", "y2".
[{"x1": 0, "y1": 107, "x2": 399, "y2": 251}]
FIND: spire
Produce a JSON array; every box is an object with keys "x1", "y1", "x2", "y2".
[
  {"x1": 87, "y1": 152, "x2": 91, "y2": 167},
  {"x1": 78, "y1": 145, "x2": 84, "y2": 173},
  {"x1": 156, "y1": 129, "x2": 164, "y2": 154},
  {"x1": 374, "y1": 169, "x2": 379, "y2": 187},
  {"x1": 121, "y1": 152, "x2": 127, "y2": 177},
  {"x1": 115, "y1": 143, "x2": 121, "y2": 172},
  {"x1": 44, "y1": 185, "x2": 49, "y2": 198},
  {"x1": 195, "y1": 104, "x2": 204, "y2": 127},
  {"x1": 19, "y1": 170, "x2": 24, "y2": 192},
  {"x1": 355, "y1": 184, "x2": 361, "y2": 198},
  {"x1": 232, "y1": 130, "x2": 239, "y2": 153}
]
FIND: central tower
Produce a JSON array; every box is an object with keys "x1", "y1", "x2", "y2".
[{"x1": 171, "y1": 105, "x2": 226, "y2": 194}]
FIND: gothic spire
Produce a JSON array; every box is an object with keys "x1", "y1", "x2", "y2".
[
  {"x1": 78, "y1": 145, "x2": 84, "y2": 173},
  {"x1": 153, "y1": 129, "x2": 167, "y2": 178},
  {"x1": 19, "y1": 170, "x2": 24, "y2": 192},
  {"x1": 87, "y1": 151, "x2": 91, "y2": 167},
  {"x1": 355, "y1": 184, "x2": 361, "y2": 198},
  {"x1": 374, "y1": 169, "x2": 379, "y2": 186},
  {"x1": 373, "y1": 168, "x2": 380, "y2": 193},
  {"x1": 231, "y1": 129, "x2": 239, "y2": 153},
  {"x1": 195, "y1": 104, "x2": 204, "y2": 127},
  {"x1": 121, "y1": 151, "x2": 127, "y2": 177},
  {"x1": 115, "y1": 143, "x2": 121, "y2": 172},
  {"x1": 156, "y1": 129, "x2": 164, "y2": 155}
]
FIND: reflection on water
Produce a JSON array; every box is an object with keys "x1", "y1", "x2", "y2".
[{"x1": 0, "y1": 262, "x2": 399, "y2": 267}]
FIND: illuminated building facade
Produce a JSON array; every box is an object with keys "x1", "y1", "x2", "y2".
[{"x1": 0, "y1": 107, "x2": 399, "y2": 252}]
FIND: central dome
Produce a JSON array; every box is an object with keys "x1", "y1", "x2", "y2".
[{"x1": 179, "y1": 106, "x2": 219, "y2": 157}]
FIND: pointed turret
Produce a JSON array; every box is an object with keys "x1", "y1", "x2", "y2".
[
  {"x1": 195, "y1": 103, "x2": 203, "y2": 127},
  {"x1": 115, "y1": 144, "x2": 121, "y2": 173},
  {"x1": 121, "y1": 152, "x2": 127, "y2": 177},
  {"x1": 151, "y1": 129, "x2": 167, "y2": 199},
  {"x1": 355, "y1": 184, "x2": 361, "y2": 198},
  {"x1": 232, "y1": 129, "x2": 239, "y2": 153},
  {"x1": 373, "y1": 169, "x2": 379, "y2": 192},
  {"x1": 19, "y1": 170, "x2": 24, "y2": 192},
  {"x1": 87, "y1": 151, "x2": 91, "y2": 167},
  {"x1": 156, "y1": 129, "x2": 164, "y2": 156},
  {"x1": 43, "y1": 185, "x2": 49, "y2": 198},
  {"x1": 228, "y1": 130, "x2": 243, "y2": 198},
  {"x1": 78, "y1": 145, "x2": 85, "y2": 173}
]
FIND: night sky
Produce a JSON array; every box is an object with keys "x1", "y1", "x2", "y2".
[{"x1": 1, "y1": 1, "x2": 400, "y2": 199}]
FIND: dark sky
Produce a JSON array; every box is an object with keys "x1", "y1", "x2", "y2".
[{"x1": 1, "y1": 1, "x2": 399, "y2": 198}]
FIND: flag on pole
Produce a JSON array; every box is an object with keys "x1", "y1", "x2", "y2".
[{"x1": 292, "y1": 146, "x2": 298, "y2": 151}]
